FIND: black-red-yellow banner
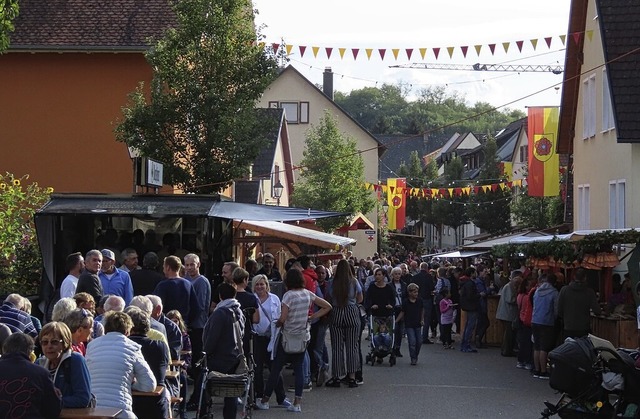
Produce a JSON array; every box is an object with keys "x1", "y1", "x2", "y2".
[{"x1": 527, "y1": 107, "x2": 560, "y2": 196}]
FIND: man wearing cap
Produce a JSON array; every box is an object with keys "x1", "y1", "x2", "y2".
[
  {"x1": 76, "y1": 249, "x2": 105, "y2": 304},
  {"x1": 98, "y1": 249, "x2": 134, "y2": 306}
]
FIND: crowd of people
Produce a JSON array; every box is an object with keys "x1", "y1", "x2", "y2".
[{"x1": 0, "y1": 243, "x2": 629, "y2": 418}]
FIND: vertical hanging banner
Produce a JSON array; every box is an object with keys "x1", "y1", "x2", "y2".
[
  {"x1": 527, "y1": 107, "x2": 560, "y2": 196},
  {"x1": 387, "y1": 178, "x2": 406, "y2": 230}
]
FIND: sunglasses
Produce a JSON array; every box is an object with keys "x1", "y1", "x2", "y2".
[{"x1": 41, "y1": 339, "x2": 63, "y2": 346}]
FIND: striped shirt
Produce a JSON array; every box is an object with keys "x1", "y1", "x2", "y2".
[
  {"x1": 0, "y1": 301, "x2": 37, "y2": 337},
  {"x1": 282, "y1": 289, "x2": 315, "y2": 333}
]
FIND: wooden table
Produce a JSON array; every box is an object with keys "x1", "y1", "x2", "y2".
[{"x1": 60, "y1": 407, "x2": 122, "y2": 418}]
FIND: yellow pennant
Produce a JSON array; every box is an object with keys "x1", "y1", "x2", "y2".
[
  {"x1": 312, "y1": 46, "x2": 320, "y2": 57},
  {"x1": 502, "y1": 42, "x2": 510, "y2": 53},
  {"x1": 530, "y1": 39, "x2": 538, "y2": 50},
  {"x1": 419, "y1": 48, "x2": 427, "y2": 59},
  {"x1": 586, "y1": 30, "x2": 593, "y2": 42},
  {"x1": 392, "y1": 49, "x2": 400, "y2": 60},
  {"x1": 559, "y1": 34, "x2": 566, "y2": 45},
  {"x1": 447, "y1": 47, "x2": 454, "y2": 58},
  {"x1": 339, "y1": 48, "x2": 346, "y2": 59},
  {"x1": 474, "y1": 45, "x2": 482, "y2": 56},
  {"x1": 365, "y1": 49, "x2": 373, "y2": 60},
  {"x1": 286, "y1": 44, "x2": 293, "y2": 55}
]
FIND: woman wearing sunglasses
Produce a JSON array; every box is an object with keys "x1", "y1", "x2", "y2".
[{"x1": 36, "y1": 321, "x2": 93, "y2": 408}]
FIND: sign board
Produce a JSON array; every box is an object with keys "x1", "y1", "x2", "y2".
[
  {"x1": 135, "y1": 157, "x2": 164, "y2": 188},
  {"x1": 365, "y1": 229, "x2": 376, "y2": 242}
]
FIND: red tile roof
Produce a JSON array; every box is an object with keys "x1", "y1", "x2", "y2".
[{"x1": 9, "y1": 0, "x2": 176, "y2": 51}]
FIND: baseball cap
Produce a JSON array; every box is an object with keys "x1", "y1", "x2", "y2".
[{"x1": 101, "y1": 249, "x2": 115, "y2": 261}]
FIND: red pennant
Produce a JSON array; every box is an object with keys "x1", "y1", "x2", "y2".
[
  {"x1": 491, "y1": 184, "x2": 498, "y2": 192},
  {"x1": 507, "y1": 181, "x2": 513, "y2": 188},
  {"x1": 378, "y1": 49, "x2": 386, "y2": 60},
  {"x1": 272, "y1": 43, "x2": 280, "y2": 52},
  {"x1": 473, "y1": 186, "x2": 480, "y2": 194},
  {"x1": 460, "y1": 46, "x2": 468, "y2": 57},
  {"x1": 325, "y1": 47, "x2": 333, "y2": 58},
  {"x1": 299, "y1": 46, "x2": 307, "y2": 57},
  {"x1": 439, "y1": 188, "x2": 446, "y2": 196},
  {"x1": 405, "y1": 48, "x2": 413, "y2": 60},
  {"x1": 488, "y1": 44, "x2": 496, "y2": 55},
  {"x1": 544, "y1": 37, "x2": 552, "y2": 48},
  {"x1": 572, "y1": 32, "x2": 582, "y2": 45},
  {"x1": 351, "y1": 48, "x2": 359, "y2": 60},
  {"x1": 454, "y1": 188, "x2": 462, "y2": 196},
  {"x1": 433, "y1": 47, "x2": 440, "y2": 59},
  {"x1": 516, "y1": 40, "x2": 524, "y2": 52}
]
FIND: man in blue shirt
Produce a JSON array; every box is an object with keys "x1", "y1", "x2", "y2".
[
  {"x1": 183, "y1": 253, "x2": 211, "y2": 366},
  {"x1": 98, "y1": 249, "x2": 134, "y2": 306}
]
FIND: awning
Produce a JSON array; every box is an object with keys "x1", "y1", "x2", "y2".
[
  {"x1": 234, "y1": 220, "x2": 356, "y2": 249},
  {"x1": 37, "y1": 194, "x2": 349, "y2": 221},
  {"x1": 508, "y1": 228, "x2": 639, "y2": 244},
  {"x1": 422, "y1": 250, "x2": 488, "y2": 259},
  {"x1": 462, "y1": 230, "x2": 551, "y2": 250}
]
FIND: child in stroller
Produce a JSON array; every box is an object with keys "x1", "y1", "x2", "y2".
[
  {"x1": 541, "y1": 335, "x2": 640, "y2": 419},
  {"x1": 366, "y1": 316, "x2": 397, "y2": 366}
]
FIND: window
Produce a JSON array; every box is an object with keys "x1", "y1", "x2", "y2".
[
  {"x1": 577, "y1": 184, "x2": 590, "y2": 230},
  {"x1": 519, "y1": 145, "x2": 528, "y2": 163},
  {"x1": 602, "y1": 69, "x2": 615, "y2": 131},
  {"x1": 268, "y1": 101, "x2": 310, "y2": 124},
  {"x1": 608, "y1": 180, "x2": 625, "y2": 229},
  {"x1": 582, "y1": 75, "x2": 596, "y2": 139}
]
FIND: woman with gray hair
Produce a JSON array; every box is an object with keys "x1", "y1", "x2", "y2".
[
  {"x1": 63, "y1": 308, "x2": 94, "y2": 356},
  {"x1": 52, "y1": 297, "x2": 77, "y2": 322}
]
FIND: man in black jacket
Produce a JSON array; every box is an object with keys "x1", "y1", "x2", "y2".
[
  {"x1": 411, "y1": 262, "x2": 436, "y2": 344},
  {"x1": 76, "y1": 249, "x2": 104, "y2": 304},
  {"x1": 459, "y1": 267, "x2": 480, "y2": 353},
  {"x1": 0, "y1": 333, "x2": 61, "y2": 419}
]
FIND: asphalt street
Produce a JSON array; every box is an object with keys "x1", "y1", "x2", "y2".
[{"x1": 186, "y1": 333, "x2": 559, "y2": 419}]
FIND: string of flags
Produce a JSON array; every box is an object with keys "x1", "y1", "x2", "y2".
[
  {"x1": 263, "y1": 31, "x2": 594, "y2": 61},
  {"x1": 365, "y1": 179, "x2": 526, "y2": 199}
]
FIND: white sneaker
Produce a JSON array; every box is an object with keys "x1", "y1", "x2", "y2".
[
  {"x1": 255, "y1": 400, "x2": 270, "y2": 410},
  {"x1": 287, "y1": 404, "x2": 302, "y2": 412}
]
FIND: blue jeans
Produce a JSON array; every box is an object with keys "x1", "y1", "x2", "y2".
[
  {"x1": 303, "y1": 350, "x2": 310, "y2": 385},
  {"x1": 422, "y1": 298, "x2": 433, "y2": 341},
  {"x1": 264, "y1": 340, "x2": 305, "y2": 398},
  {"x1": 405, "y1": 327, "x2": 422, "y2": 360},
  {"x1": 461, "y1": 310, "x2": 478, "y2": 350},
  {"x1": 313, "y1": 321, "x2": 329, "y2": 370}
]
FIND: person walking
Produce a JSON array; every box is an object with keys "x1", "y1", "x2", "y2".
[{"x1": 459, "y1": 267, "x2": 480, "y2": 353}]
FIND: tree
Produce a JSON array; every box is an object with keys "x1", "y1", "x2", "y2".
[
  {"x1": 334, "y1": 84, "x2": 409, "y2": 134},
  {"x1": 0, "y1": 0, "x2": 19, "y2": 52},
  {"x1": 434, "y1": 157, "x2": 468, "y2": 245},
  {"x1": 467, "y1": 136, "x2": 512, "y2": 234},
  {"x1": 291, "y1": 111, "x2": 375, "y2": 231},
  {"x1": 0, "y1": 172, "x2": 52, "y2": 296},
  {"x1": 115, "y1": 0, "x2": 278, "y2": 193},
  {"x1": 511, "y1": 186, "x2": 564, "y2": 229}
]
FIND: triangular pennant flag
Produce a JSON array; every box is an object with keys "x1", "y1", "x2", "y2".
[
  {"x1": 515, "y1": 179, "x2": 522, "y2": 187},
  {"x1": 285, "y1": 44, "x2": 293, "y2": 55},
  {"x1": 491, "y1": 184, "x2": 499, "y2": 192},
  {"x1": 454, "y1": 188, "x2": 462, "y2": 196},
  {"x1": 439, "y1": 188, "x2": 446, "y2": 196},
  {"x1": 373, "y1": 184, "x2": 380, "y2": 192},
  {"x1": 392, "y1": 49, "x2": 400, "y2": 60},
  {"x1": 432, "y1": 188, "x2": 439, "y2": 197},
  {"x1": 419, "y1": 48, "x2": 427, "y2": 59},
  {"x1": 433, "y1": 47, "x2": 440, "y2": 59},
  {"x1": 586, "y1": 30, "x2": 594, "y2": 42},
  {"x1": 502, "y1": 42, "x2": 510, "y2": 53},
  {"x1": 507, "y1": 181, "x2": 513, "y2": 188},
  {"x1": 258, "y1": 42, "x2": 265, "y2": 49},
  {"x1": 299, "y1": 45, "x2": 307, "y2": 57},
  {"x1": 499, "y1": 183, "x2": 506, "y2": 191},
  {"x1": 516, "y1": 40, "x2": 524, "y2": 52},
  {"x1": 488, "y1": 44, "x2": 496, "y2": 55},
  {"x1": 448, "y1": 188, "x2": 454, "y2": 196},
  {"x1": 559, "y1": 34, "x2": 566, "y2": 45},
  {"x1": 473, "y1": 186, "x2": 480, "y2": 194},
  {"x1": 352, "y1": 48, "x2": 360, "y2": 60},
  {"x1": 312, "y1": 46, "x2": 320, "y2": 57},
  {"x1": 389, "y1": 186, "x2": 395, "y2": 194},
  {"x1": 447, "y1": 47, "x2": 455, "y2": 58},
  {"x1": 339, "y1": 48, "x2": 346, "y2": 59},
  {"x1": 366, "y1": 48, "x2": 373, "y2": 60},
  {"x1": 482, "y1": 185, "x2": 491, "y2": 193},
  {"x1": 530, "y1": 39, "x2": 538, "y2": 50},
  {"x1": 462, "y1": 187, "x2": 471, "y2": 195},
  {"x1": 272, "y1": 43, "x2": 280, "y2": 53},
  {"x1": 474, "y1": 44, "x2": 482, "y2": 56},
  {"x1": 571, "y1": 32, "x2": 582, "y2": 45},
  {"x1": 381, "y1": 185, "x2": 387, "y2": 193},
  {"x1": 325, "y1": 47, "x2": 333, "y2": 59},
  {"x1": 544, "y1": 37, "x2": 552, "y2": 48},
  {"x1": 378, "y1": 49, "x2": 386, "y2": 60},
  {"x1": 406, "y1": 48, "x2": 414, "y2": 60},
  {"x1": 461, "y1": 46, "x2": 468, "y2": 58}
]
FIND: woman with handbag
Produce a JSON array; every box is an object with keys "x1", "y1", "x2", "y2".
[
  {"x1": 256, "y1": 268, "x2": 332, "y2": 412},
  {"x1": 251, "y1": 274, "x2": 292, "y2": 408}
]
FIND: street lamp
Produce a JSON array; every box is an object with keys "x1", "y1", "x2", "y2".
[
  {"x1": 382, "y1": 199, "x2": 389, "y2": 214},
  {"x1": 273, "y1": 180, "x2": 284, "y2": 206}
]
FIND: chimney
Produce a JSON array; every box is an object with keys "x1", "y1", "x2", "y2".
[{"x1": 322, "y1": 67, "x2": 334, "y2": 100}]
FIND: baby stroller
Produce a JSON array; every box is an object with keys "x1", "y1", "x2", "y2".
[
  {"x1": 365, "y1": 315, "x2": 397, "y2": 366},
  {"x1": 540, "y1": 335, "x2": 640, "y2": 419}
]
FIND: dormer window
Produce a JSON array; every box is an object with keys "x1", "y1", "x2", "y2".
[{"x1": 268, "y1": 101, "x2": 309, "y2": 124}]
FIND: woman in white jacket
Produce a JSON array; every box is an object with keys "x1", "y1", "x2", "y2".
[
  {"x1": 251, "y1": 275, "x2": 291, "y2": 408},
  {"x1": 86, "y1": 311, "x2": 156, "y2": 418}
]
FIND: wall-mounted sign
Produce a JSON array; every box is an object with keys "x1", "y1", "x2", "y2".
[{"x1": 135, "y1": 157, "x2": 164, "y2": 188}]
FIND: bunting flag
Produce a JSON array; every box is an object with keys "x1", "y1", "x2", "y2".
[
  {"x1": 387, "y1": 178, "x2": 406, "y2": 230},
  {"x1": 527, "y1": 107, "x2": 560, "y2": 197}
]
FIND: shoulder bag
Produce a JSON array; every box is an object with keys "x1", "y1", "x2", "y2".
[{"x1": 280, "y1": 323, "x2": 310, "y2": 354}]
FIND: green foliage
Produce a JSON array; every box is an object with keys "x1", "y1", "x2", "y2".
[
  {"x1": 434, "y1": 157, "x2": 468, "y2": 244},
  {"x1": 0, "y1": 173, "x2": 52, "y2": 296},
  {"x1": 511, "y1": 187, "x2": 564, "y2": 229},
  {"x1": 335, "y1": 85, "x2": 525, "y2": 138},
  {"x1": 0, "y1": 0, "x2": 19, "y2": 52},
  {"x1": 291, "y1": 111, "x2": 375, "y2": 232},
  {"x1": 467, "y1": 136, "x2": 512, "y2": 234},
  {"x1": 115, "y1": 0, "x2": 278, "y2": 193}
]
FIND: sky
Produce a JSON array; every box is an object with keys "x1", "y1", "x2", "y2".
[{"x1": 252, "y1": 0, "x2": 572, "y2": 113}]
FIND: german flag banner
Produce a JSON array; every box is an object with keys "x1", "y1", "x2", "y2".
[
  {"x1": 527, "y1": 107, "x2": 560, "y2": 197},
  {"x1": 387, "y1": 178, "x2": 406, "y2": 230}
]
